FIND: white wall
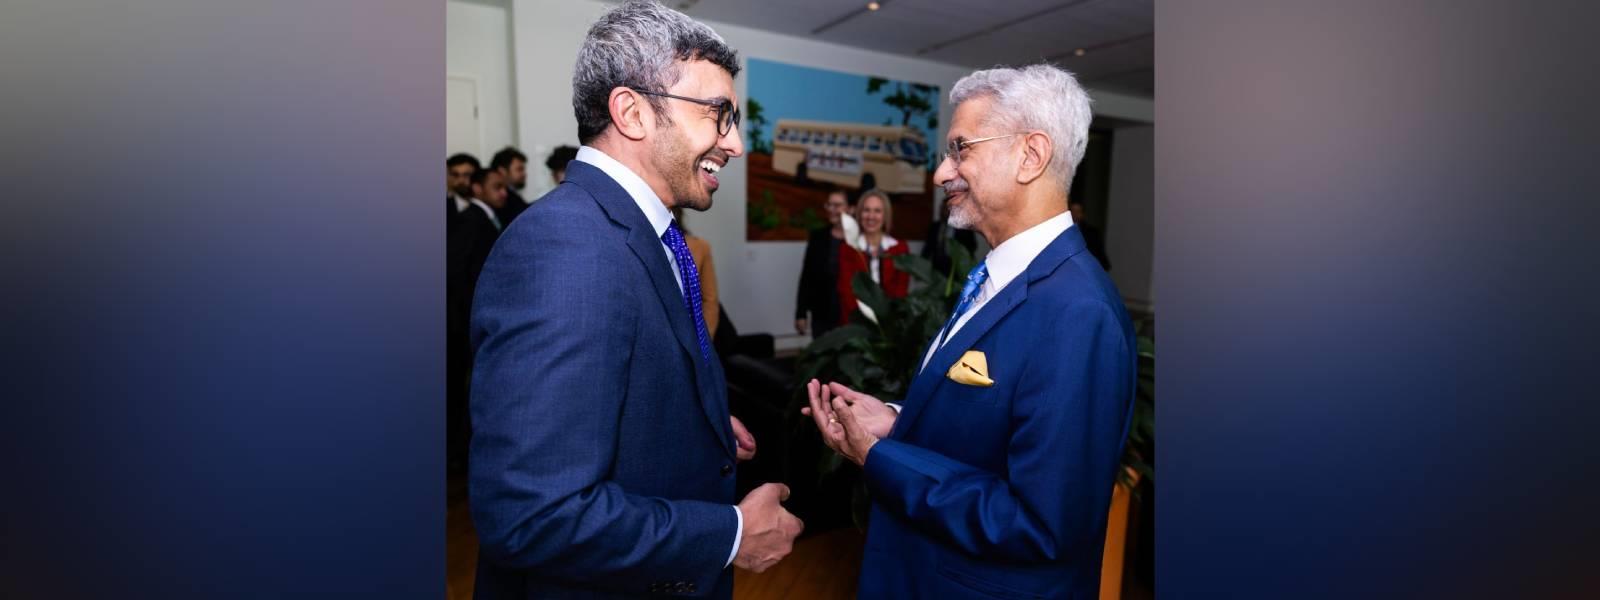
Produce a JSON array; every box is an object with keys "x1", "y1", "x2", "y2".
[
  {"x1": 511, "y1": 0, "x2": 1155, "y2": 341},
  {"x1": 1106, "y1": 125, "x2": 1154, "y2": 310},
  {"x1": 447, "y1": 0, "x2": 518, "y2": 161}
]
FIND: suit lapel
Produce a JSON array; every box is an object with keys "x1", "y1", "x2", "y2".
[
  {"x1": 891, "y1": 281, "x2": 1028, "y2": 438},
  {"x1": 569, "y1": 162, "x2": 736, "y2": 458},
  {"x1": 890, "y1": 224, "x2": 1090, "y2": 439}
]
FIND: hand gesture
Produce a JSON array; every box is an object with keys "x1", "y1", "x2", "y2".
[
  {"x1": 804, "y1": 379, "x2": 884, "y2": 467},
  {"x1": 802, "y1": 380, "x2": 896, "y2": 439},
  {"x1": 731, "y1": 416, "x2": 756, "y2": 462},
  {"x1": 733, "y1": 483, "x2": 804, "y2": 573}
]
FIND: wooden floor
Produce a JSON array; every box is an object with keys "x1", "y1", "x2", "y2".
[
  {"x1": 448, "y1": 474, "x2": 865, "y2": 600},
  {"x1": 446, "y1": 475, "x2": 478, "y2": 600},
  {"x1": 731, "y1": 528, "x2": 864, "y2": 600}
]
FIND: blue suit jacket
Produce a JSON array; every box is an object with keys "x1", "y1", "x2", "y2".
[
  {"x1": 468, "y1": 161, "x2": 740, "y2": 599},
  {"x1": 858, "y1": 225, "x2": 1136, "y2": 600}
]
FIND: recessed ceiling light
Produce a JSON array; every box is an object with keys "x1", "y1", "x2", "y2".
[
  {"x1": 867, "y1": 2, "x2": 881, "y2": 11},
  {"x1": 1073, "y1": 48, "x2": 1086, "y2": 57}
]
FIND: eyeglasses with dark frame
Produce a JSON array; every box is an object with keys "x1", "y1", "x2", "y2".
[
  {"x1": 631, "y1": 89, "x2": 741, "y2": 137},
  {"x1": 943, "y1": 133, "x2": 1022, "y2": 167}
]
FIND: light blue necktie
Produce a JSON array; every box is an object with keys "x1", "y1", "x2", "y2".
[
  {"x1": 937, "y1": 262, "x2": 989, "y2": 349},
  {"x1": 660, "y1": 222, "x2": 712, "y2": 360}
]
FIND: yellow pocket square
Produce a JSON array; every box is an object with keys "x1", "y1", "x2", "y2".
[{"x1": 946, "y1": 350, "x2": 995, "y2": 387}]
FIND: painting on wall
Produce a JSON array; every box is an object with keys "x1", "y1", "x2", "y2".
[{"x1": 744, "y1": 58, "x2": 940, "y2": 241}]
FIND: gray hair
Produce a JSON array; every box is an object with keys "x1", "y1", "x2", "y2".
[
  {"x1": 573, "y1": 0, "x2": 740, "y2": 144},
  {"x1": 949, "y1": 64, "x2": 1093, "y2": 193}
]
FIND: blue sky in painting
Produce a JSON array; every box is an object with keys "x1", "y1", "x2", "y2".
[{"x1": 744, "y1": 57, "x2": 939, "y2": 151}]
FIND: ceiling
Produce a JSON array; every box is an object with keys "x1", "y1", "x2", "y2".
[{"x1": 661, "y1": 0, "x2": 1153, "y2": 98}]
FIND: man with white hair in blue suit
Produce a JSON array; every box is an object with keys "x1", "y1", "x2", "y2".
[{"x1": 807, "y1": 63, "x2": 1137, "y2": 599}]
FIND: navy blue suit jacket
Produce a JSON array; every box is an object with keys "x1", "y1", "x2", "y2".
[
  {"x1": 858, "y1": 225, "x2": 1136, "y2": 599},
  {"x1": 468, "y1": 161, "x2": 740, "y2": 599}
]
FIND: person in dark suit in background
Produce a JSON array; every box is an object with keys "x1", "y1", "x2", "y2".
[
  {"x1": 490, "y1": 146, "x2": 531, "y2": 225},
  {"x1": 544, "y1": 144, "x2": 579, "y2": 185},
  {"x1": 1071, "y1": 200, "x2": 1111, "y2": 271},
  {"x1": 468, "y1": 3, "x2": 800, "y2": 598},
  {"x1": 806, "y1": 64, "x2": 1136, "y2": 599},
  {"x1": 447, "y1": 153, "x2": 480, "y2": 226},
  {"x1": 446, "y1": 165, "x2": 505, "y2": 473},
  {"x1": 456, "y1": 166, "x2": 506, "y2": 286},
  {"x1": 444, "y1": 152, "x2": 481, "y2": 473},
  {"x1": 794, "y1": 188, "x2": 849, "y2": 339}
]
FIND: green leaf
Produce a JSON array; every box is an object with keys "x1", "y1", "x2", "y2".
[
  {"x1": 838, "y1": 353, "x2": 865, "y2": 383},
  {"x1": 892, "y1": 253, "x2": 938, "y2": 287},
  {"x1": 851, "y1": 271, "x2": 890, "y2": 326},
  {"x1": 808, "y1": 323, "x2": 871, "y2": 354}
]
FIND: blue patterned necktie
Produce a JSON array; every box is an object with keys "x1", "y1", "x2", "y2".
[
  {"x1": 660, "y1": 222, "x2": 712, "y2": 360},
  {"x1": 937, "y1": 262, "x2": 989, "y2": 348}
]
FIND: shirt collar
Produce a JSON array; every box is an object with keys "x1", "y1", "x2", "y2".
[
  {"x1": 574, "y1": 145, "x2": 673, "y2": 238},
  {"x1": 452, "y1": 194, "x2": 469, "y2": 213},
  {"x1": 982, "y1": 210, "x2": 1074, "y2": 294},
  {"x1": 468, "y1": 197, "x2": 498, "y2": 223}
]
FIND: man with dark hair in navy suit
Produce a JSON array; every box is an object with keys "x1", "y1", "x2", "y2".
[
  {"x1": 446, "y1": 153, "x2": 480, "y2": 225},
  {"x1": 489, "y1": 146, "x2": 530, "y2": 225},
  {"x1": 806, "y1": 63, "x2": 1137, "y2": 599},
  {"x1": 468, "y1": 2, "x2": 801, "y2": 598}
]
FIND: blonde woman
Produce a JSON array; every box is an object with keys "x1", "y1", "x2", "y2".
[{"x1": 836, "y1": 189, "x2": 910, "y2": 325}]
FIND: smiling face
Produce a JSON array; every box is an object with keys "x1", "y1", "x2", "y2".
[
  {"x1": 649, "y1": 59, "x2": 744, "y2": 212},
  {"x1": 858, "y1": 193, "x2": 888, "y2": 235},
  {"x1": 934, "y1": 95, "x2": 1018, "y2": 240}
]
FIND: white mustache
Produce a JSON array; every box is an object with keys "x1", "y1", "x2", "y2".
[{"x1": 943, "y1": 179, "x2": 970, "y2": 195}]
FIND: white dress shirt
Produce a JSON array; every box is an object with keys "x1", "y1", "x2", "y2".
[
  {"x1": 919, "y1": 211, "x2": 1075, "y2": 373},
  {"x1": 452, "y1": 194, "x2": 469, "y2": 213},
  {"x1": 571, "y1": 145, "x2": 742, "y2": 567},
  {"x1": 573, "y1": 146, "x2": 684, "y2": 293}
]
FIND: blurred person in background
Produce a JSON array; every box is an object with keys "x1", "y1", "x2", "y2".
[
  {"x1": 446, "y1": 165, "x2": 504, "y2": 473},
  {"x1": 545, "y1": 144, "x2": 579, "y2": 185},
  {"x1": 837, "y1": 188, "x2": 909, "y2": 325},
  {"x1": 794, "y1": 188, "x2": 849, "y2": 338},
  {"x1": 447, "y1": 153, "x2": 480, "y2": 224},
  {"x1": 490, "y1": 146, "x2": 531, "y2": 225}
]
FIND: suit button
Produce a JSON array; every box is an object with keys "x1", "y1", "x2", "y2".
[{"x1": 720, "y1": 464, "x2": 732, "y2": 476}]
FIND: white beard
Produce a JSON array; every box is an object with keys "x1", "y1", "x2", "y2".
[{"x1": 948, "y1": 198, "x2": 979, "y2": 230}]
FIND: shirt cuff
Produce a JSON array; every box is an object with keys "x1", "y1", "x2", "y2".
[
  {"x1": 886, "y1": 402, "x2": 903, "y2": 414},
  {"x1": 725, "y1": 505, "x2": 743, "y2": 568}
]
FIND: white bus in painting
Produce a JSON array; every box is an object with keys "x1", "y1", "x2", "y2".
[{"x1": 771, "y1": 119, "x2": 931, "y2": 194}]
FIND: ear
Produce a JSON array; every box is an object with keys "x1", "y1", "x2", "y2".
[
  {"x1": 1015, "y1": 131, "x2": 1053, "y2": 185},
  {"x1": 607, "y1": 87, "x2": 651, "y2": 141}
]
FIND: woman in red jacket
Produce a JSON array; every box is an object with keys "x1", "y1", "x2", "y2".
[{"x1": 838, "y1": 189, "x2": 910, "y2": 325}]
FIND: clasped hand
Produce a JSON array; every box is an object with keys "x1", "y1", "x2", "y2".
[{"x1": 802, "y1": 379, "x2": 896, "y2": 467}]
